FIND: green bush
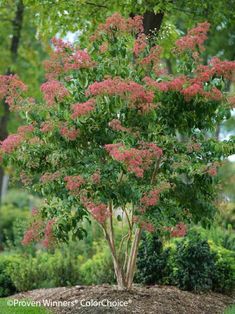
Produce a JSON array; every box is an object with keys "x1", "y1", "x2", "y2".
[
  {"x1": 0, "y1": 204, "x2": 29, "y2": 245},
  {"x1": 0, "y1": 255, "x2": 17, "y2": 297},
  {"x1": 136, "y1": 232, "x2": 169, "y2": 284},
  {"x1": 6, "y1": 249, "x2": 82, "y2": 291},
  {"x1": 136, "y1": 231, "x2": 235, "y2": 293},
  {"x1": 172, "y1": 232, "x2": 217, "y2": 292},
  {"x1": 6, "y1": 254, "x2": 48, "y2": 291},
  {"x1": 80, "y1": 242, "x2": 114, "y2": 285}
]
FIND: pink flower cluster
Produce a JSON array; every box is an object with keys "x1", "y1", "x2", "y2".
[
  {"x1": 105, "y1": 142, "x2": 162, "y2": 177},
  {"x1": 170, "y1": 222, "x2": 187, "y2": 237},
  {"x1": 87, "y1": 78, "x2": 155, "y2": 113},
  {"x1": 0, "y1": 134, "x2": 24, "y2": 154},
  {"x1": 133, "y1": 216, "x2": 155, "y2": 233},
  {"x1": 90, "y1": 13, "x2": 143, "y2": 41},
  {"x1": 91, "y1": 171, "x2": 101, "y2": 184},
  {"x1": 187, "y1": 142, "x2": 201, "y2": 153},
  {"x1": 71, "y1": 99, "x2": 95, "y2": 119},
  {"x1": 139, "y1": 46, "x2": 163, "y2": 75},
  {"x1": 40, "y1": 80, "x2": 69, "y2": 106},
  {"x1": 17, "y1": 124, "x2": 34, "y2": 135},
  {"x1": 209, "y1": 57, "x2": 235, "y2": 80},
  {"x1": 99, "y1": 42, "x2": 108, "y2": 53},
  {"x1": 40, "y1": 171, "x2": 61, "y2": 183},
  {"x1": 21, "y1": 221, "x2": 43, "y2": 246},
  {"x1": 41, "y1": 219, "x2": 55, "y2": 248},
  {"x1": 144, "y1": 76, "x2": 223, "y2": 102},
  {"x1": 133, "y1": 33, "x2": 147, "y2": 56},
  {"x1": 207, "y1": 166, "x2": 217, "y2": 176},
  {"x1": 140, "y1": 189, "x2": 160, "y2": 210},
  {"x1": 44, "y1": 38, "x2": 95, "y2": 79},
  {"x1": 108, "y1": 119, "x2": 130, "y2": 132},
  {"x1": 86, "y1": 202, "x2": 110, "y2": 224},
  {"x1": 40, "y1": 121, "x2": 54, "y2": 133},
  {"x1": 59, "y1": 124, "x2": 79, "y2": 141},
  {"x1": 144, "y1": 76, "x2": 187, "y2": 92},
  {"x1": 64, "y1": 175, "x2": 85, "y2": 194},
  {"x1": 0, "y1": 74, "x2": 27, "y2": 110},
  {"x1": 175, "y1": 22, "x2": 210, "y2": 52}
]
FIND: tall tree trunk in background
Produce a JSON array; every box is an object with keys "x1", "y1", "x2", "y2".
[
  {"x1": 0, "y1": 0, "x2": 24, "y2": 203},
  {"x1": 143, "y1": 11, "x2": 164, "y2": 35}
]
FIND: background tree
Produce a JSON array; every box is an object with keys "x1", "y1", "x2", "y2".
[{"x1": 0, "y1": 0, "x2": 47, "y2": 201}]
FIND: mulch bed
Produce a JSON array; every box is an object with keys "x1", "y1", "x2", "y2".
[{"x1": 11, "y1": 284, "x2": 234, "y2": 314}]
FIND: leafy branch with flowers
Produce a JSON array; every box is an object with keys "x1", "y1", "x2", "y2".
[{"x1": 0, "y1": 13, "x2": 235, "y2": 289}]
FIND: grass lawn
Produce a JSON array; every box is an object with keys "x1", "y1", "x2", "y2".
[
  {"x1": 224, "y1": 304, "x2": 235, "y2": 314},
  {"x1": 0, "y1": 299, "x2": 51, "y2": 314}
]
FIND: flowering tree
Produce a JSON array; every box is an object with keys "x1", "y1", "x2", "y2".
[{"x1": 1, "y1": 13, "x2": 235, "y2": 289}]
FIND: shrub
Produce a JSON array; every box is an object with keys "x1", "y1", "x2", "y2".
[
  {"x1": 0, "y1": 255, "x2": 17, "y2": 297},
  {"x1": 0, "y1": 204, "x2": 29, "y2": 245},
  {"x1": 6, "y1": 249, "x2": 82, "y2": 291},
  {"x1": 136, "y1": 232, "x2": 169, "y2": 284},
  {"x1": 136, "y1": 231, "x2": 235, "y2": 293},
  {"x1": 80, "y1": 242, "x2": 115, "y2": 285},
  {"x1": 6, "y1": 254, "x2": 48, "y2": 291},
  {"x1": 172, "y1": 232, "x2": 217, "y2": 292}
]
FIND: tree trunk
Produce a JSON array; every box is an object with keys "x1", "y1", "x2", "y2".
[
  {"x1": 0, "y1": 0, "x2": 24, "y2": 203},
  {"x1": 125, "y1": 227, "x2": 142, "y2": 289},
  {"x1": 143, "y1": 11, "x2": 164, "y2": 35}
]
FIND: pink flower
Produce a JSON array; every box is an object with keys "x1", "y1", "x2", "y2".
[
  {"x1": 91, "y1": 171, "x2": 101, "y2": 184},
  {"x1": 40, "y1": 80, "x2": 69, "y2": 106},
  {"x1": 41, "y1": 219, "x2": 55, "y2": 248},
  {"x1": 99, "y1": 42, "x2": 108, "y2": 53},
  {"x1": 64, "y1": 175, "x2": 85, "y2": 194},
  {"x1": 90, "y1": 13, "x2": 143, "y2": 41},
  {"x1": 133, "y1": 33, "x2": 147, "y2": 56},
  {"x1": 170, "y1": 222, "x2": 187, "y2": 237},
  {"x1": 44, "y1": 38, "x2": 95, "y2": 79},
  {"x1": 0, "y1": 134, "x2": 24, "y2": 154},
  {"x1": 71, "y1": 99, "x2": 95, "y2": 119},
  {"x1": 105, "y1": 142, "x2": 162, "y2": 178},
  {"x1": 86, "y1": 78, "x2": 155, "y2": 112},
  {"x1": 21, "y1": 221, "x2": 43, "y2": 246},
  {"x1": 108, "y1": 119, "x2": 130, "y2": 132},
  {"x1": 209, "y1": 57, "x2": 235, "y2": 80},
  {"x1": 40, "y1": 171, "x2": 61, "y2": 183},
  {"x1": 0, "y1": 74, "x2": 27, "y2": 111},
  {"x1": 139, "y1": 45, "x2": 162, "y2": 75},
  {"x1": 141, "y1": 221, "x2": 155, "y2": 233},
  {"x1": 59, "y1": 124, "x2": 79, "y2": 141},
  {"x1": 181, "y1": 83, "x2": 203, "y2": 101},
  {"x1": 207, "y1": 166, "x2": 217, "y2": 176},
  {"x1": 81, "y1": 197, "x2": 110, "y2": 224},
  {"x1": 40, "y1": 121, "x2": 54, "y2": 133},
  {"x1": 17, "y1": 124, "x2": 34, "y2": 135},
  {"x1": 175, "y1": 22, "x2": 210, "y2": 53},
  {"x1": 140, "y1": 189, "x2": 160, "y2": 207}
]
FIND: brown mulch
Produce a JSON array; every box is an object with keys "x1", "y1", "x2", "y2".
[{"x1": 11, "y1": 284, "x2": 234, "y2": 314}]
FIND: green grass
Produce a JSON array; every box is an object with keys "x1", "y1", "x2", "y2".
[
  {"x1": 224, "y1": 304, "x2": 235, "y2": 314},
  {"x1": 0, "y1": 299, "x2": 51, "y2": 314}
]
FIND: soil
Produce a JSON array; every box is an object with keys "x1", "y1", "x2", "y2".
[{"x1": 11, "y1": 284, "x2": 234, "y2": 314}]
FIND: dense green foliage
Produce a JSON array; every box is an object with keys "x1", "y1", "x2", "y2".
[{"x1": 136, "y1": 231, "x2": 235, "y2": 293}]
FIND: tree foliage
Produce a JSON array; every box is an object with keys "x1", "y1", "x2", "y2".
[{"x1": 1, "y1": 13, "x2": 235, "y2": 289}]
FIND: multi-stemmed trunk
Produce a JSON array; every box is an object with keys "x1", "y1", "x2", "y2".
[{"x1": 102, "y1": 210, "x2": 142, "y2": 290}]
